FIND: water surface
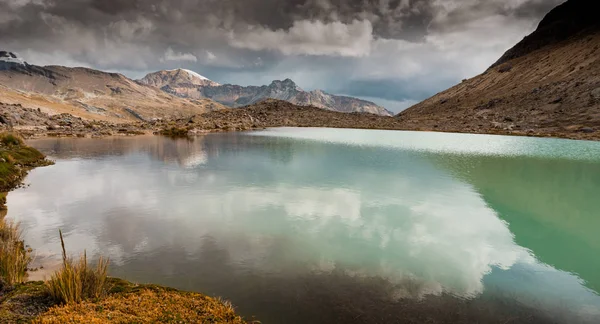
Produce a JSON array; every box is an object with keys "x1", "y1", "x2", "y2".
[{"x1": 8, "y1": 128, "x2": 600, "y2": 323}]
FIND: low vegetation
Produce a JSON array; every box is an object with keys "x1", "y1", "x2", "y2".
[
  {"x1": 34, "y1": 284, "x2": 247, "y2": 323},
  {"x1": 159, "y1": 126, "x2": 191, "y2": 137},
  {"x1": 0, "y1": 133, "x2": 23, "y2": 147},
  {"x1": 1, "y1": 227, "x2": 249, "y2": 323},
  {"x1": 0, "y1": 133, "x2": 46, "y2": 288},
  {"x1": 0, "y1": 132, "x2": 53, "y2": 207},
  {"x1": 0, "y1": 219, "x2": 31, "y2": 286},
  {"x1": 2, "y1": 278, "x2": 249, "y2": 323},
  {"x1": 44, "y1": 230, "x2": 110, "y2": 305}
]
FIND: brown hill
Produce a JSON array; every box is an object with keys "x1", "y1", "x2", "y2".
[
  {"x1": 0, "y1": 62, "x2": 225, "y2": 123},
  {"x1": 397, "y1": 0, "x2": 600, "y2": 140},
  {"x1": 167, "y1": 99, "x2": 404, "y2": 134}
]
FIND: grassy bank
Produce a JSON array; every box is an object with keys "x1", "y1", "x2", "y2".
[
  {"x1": 0, "y1": 132, "x2": 50, "y2": 289},
  {"x1": 0, "y1": 133, "x2": 250, "y2": 323},
  {"x1": 0, "y1": 233, "x2": 248, "y2": 323},
  {"x1": 0, "y1": 132, "x2": 53, "y2": 209},
  {"x1": 1, "y1": 278, "x2": 247, "y2": 323}
]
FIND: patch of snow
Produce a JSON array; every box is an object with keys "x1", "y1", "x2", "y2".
[
  {"x1": 168, "y1": 68, "x2": 206, "y2": 80},
  {"x1": 0, "y1": 51, "x2": 25, "y2": 65},
  {"x1": 182, "y1": 69, "x2": 209, "y2": 81},
  {"x1": 0, "y1": 57, "x2": 24, "y2": 64},
  {"x1": 167, "y1": 68, "x2": 220, "y2": 85}
]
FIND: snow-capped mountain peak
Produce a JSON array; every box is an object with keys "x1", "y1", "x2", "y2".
[
  {"x1": 0, "y1": 51, "x2": 26, "y2": 65},
  {"x1": 138, "y1": 68, "x2": 220, "y2": 88},
  {"x1": 177, "y1": 69, "x2": 210, "y2": 81},
  {"x1": 138, "y1": 69, "x2": 391, "y2": 116}
]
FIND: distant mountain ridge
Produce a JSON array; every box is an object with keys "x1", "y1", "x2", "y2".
[
  {"x1": 138, "y1": 70, "x2": 393, "y2": 116},
  {"x1": 0, "y1": 53, "x2": 225, "y2": 122}
]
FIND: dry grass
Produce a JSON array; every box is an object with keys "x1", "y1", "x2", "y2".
[
  {"x1": 33, "y1": 287, "x2": 247, "y2": 324},
  {"x1": 0, "y1": 132, "x2": 50, "y2": 287},
  {"x1": 0, "y1": 132, "x2": 24, "y2": 147},
  {"x1": 160, "y1": 126, "x2": 191, "y2": 137},
  {"x1": 44, "y1": 230, "x2": 110, "y2": 304},
  {"x1": 0, "y1": 219, "x2": 31, "y2": 285}
]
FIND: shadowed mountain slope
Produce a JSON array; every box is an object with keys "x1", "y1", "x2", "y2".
[{"x1": 397, "y1": 0, "x2": 600, "y2": 140}]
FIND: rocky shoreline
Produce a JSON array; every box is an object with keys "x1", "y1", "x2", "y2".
[{"x1": 3, "y1": 99, "x2": 599, "y2": 141}]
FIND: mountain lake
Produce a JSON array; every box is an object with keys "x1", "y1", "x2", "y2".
[{"x1": 6, "y1": 128, "x2": 600, "y2": 323}]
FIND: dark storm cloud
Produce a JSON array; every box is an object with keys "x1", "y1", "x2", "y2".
[
  {"x1": 90, "y1": 0, "x2": 140, "y2": 15},
  {"x1": 508, "y1": 0, "x2": 565, "y2": 19},
  {"x1": 1, "y1": 0, "x2": 429, "y2": 40},
  {"x1": 428, "y1": 0, "x2": 564, "y2": 33},
  {"x1": 0, "y1": 0, "x2": 564, "y2": 112}
]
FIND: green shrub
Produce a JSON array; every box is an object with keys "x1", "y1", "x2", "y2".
[
  {"x1": 0, "y1": 132, "x2": 24, "y2": 146},
  {"x1": 9, "y1": 147, "x2": 46, "y2": 166},
  {"x1": 160, "y1": 127, "x2": 190, "y2": 138},
  {"x1": 45, "y1": 230, "x2": 110, "y2": 304}
]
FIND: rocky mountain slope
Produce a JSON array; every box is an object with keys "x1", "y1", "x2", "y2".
[
  {"x1": 138, "y1": 69, "x2": 220, "y2": 88},
  {"x1": 397, "y1": 0, "x2": 600, "y2": 140},
  {"x1": 0, "y1": 55, "x2": 225, "y2": 122},
  {"x1": 139, "y1": 71, "x2": 392, "y2": 116}
]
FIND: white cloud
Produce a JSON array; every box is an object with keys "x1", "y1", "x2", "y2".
[
  {"x1": 205, "y1": 50, "x2": 216, "y2": 61},
  {"x1": 161, "y1": 47, "x2": 198, "y2": 62},
  {"x1": 9, "y1": 151, "x2": 530, "y2": 298},
  {"x1": 343, "y1": 12, "x2": 536, "y2": 86},
  {"x1": 354, "y1": 96, "x2": 419, "y2": 113},
  {"x1": 107, "y1": 17, "x2": 155, "y2": 41},
  {"x1": 5, "y1": 0, "x2": 47, "y2": 9},
  {"x1": 229, "y1": 19, "x2": 373, "y2": 57}
]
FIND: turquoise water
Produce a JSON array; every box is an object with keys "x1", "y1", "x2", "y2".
[{"x1": 8, "y1": 128, "x2": 600, "y2": 323}]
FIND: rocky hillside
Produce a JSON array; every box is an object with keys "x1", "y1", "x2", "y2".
[
  {"x1": 0, "y1": 55, "x2": 225, "y2": 123},
  {"x1": 0, "y1": 99, "x2": 407, "y2": 139},
  {"x1": 139, "y1": 71, "x2": 392, "y2": 116},
  {"x1": 166, "y1": 99, "x2": 404, "y2": 134},
  {"x1": 397, "y1": 0, "x2": 600, "y2": 140}
]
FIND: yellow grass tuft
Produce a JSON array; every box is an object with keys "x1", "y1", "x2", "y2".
[
  {"x1": 44, "y1": 230, "x2": 110, "y2": 304},
  {"x1": 0, "y1": 219, "x2": 31, "y2": 285}
]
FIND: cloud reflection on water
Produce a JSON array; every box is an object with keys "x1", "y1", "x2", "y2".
[{"x1": 8, "y1": 132, "x2": 600, "y2": 323}]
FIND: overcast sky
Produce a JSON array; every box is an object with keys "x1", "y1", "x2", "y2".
[{"x1": 0, "y1": 0, "x2": 563, "y2": 112}]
